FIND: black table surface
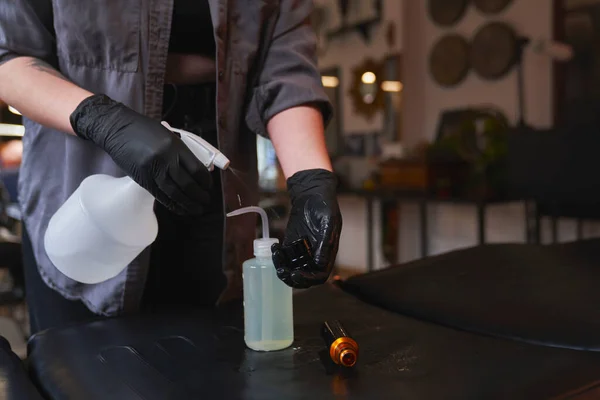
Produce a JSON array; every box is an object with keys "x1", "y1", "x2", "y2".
[
  {"x1": 0, "y1": 336, "x2": 44, "y2": 400},
  {"x1": 27, "y1": 284, "x2": 600, "y2": 400}
]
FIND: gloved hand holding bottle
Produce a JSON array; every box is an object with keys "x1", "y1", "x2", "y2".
[
  {"x1": 272, "y1": 168, "x2": 342, "y2": 289},
  {"x1": 70, "y1": 94, "x2": 212, "y2": 215}
]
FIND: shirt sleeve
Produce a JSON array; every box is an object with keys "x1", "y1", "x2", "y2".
[
  {"x1": 0, "y1": 0, "x2": 56, "y2": 65},
  {"x1": 245, "y1": 0, "x2": 333, "y2": 138}
]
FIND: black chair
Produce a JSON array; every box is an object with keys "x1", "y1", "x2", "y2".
[
  {"x1": 507, "y1": 124, "x2": 600, "y2": 241},
  {"x1": 340, "y1": 238, "x2": 600, "y2": 351}
]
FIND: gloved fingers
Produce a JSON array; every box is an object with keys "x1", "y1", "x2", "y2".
[
  {"x1": 152, "y1": 188, "x2": 188, "y2": 216},
  {"x1": 271, "y1": 242, "x2": 284, "y2": 260},
  {"x1": 312, "y1": 218, "x2": 337, "y2": 269},
  {"x1": 272, "y1": 244, "x2": 294, "y2": 287},
  {"x1": 272, "y1": 241, "x2": 329, "y2": 288},
  {"x1": 168, "y1": 168, "x2": 210, "y2": 207},
  {"x1": 178, "y1": 146, "x2": 213, "y2": 189},
  {"x1": 281, "y1": 230, "x2": 302, "y2": 248},
  {"x1": 154, "y1": 174, "x2": 204, "y2": 215},
  {"x1": 275, "y1": 266, "x2": 295, "y2": 287},
  {"x1": 289, "y1": 269, "x2": 329, "y2": 289}
]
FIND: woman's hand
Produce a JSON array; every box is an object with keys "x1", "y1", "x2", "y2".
[
  {"x1": 266, "y1": 105, "x2": 342, "y2": 288},
  {"x1": 70, "y1": 94, "x2": 212, "y2": 215},
  {"x1": 272, "y1": 169, "x2": 342, "y2": 288}
]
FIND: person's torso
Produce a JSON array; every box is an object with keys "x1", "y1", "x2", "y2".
[
  {"x1": 20, "y1": 0, "x2": 279, "y2": 315},
  {"x1": 169, "y1": 0, "x2": 216, "y2": 57}
]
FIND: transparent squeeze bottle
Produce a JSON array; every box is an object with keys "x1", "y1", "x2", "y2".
[{"x1": 226, "y1": 206, "x2": 293, "y2": 351}]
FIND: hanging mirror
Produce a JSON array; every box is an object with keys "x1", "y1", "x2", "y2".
[{"x1": 349, "y1": 58, "x2": 385, "y2": 121}]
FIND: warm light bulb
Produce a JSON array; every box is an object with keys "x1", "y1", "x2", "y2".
[
  {"x1": 321, "y1": 76, "x2": 339, "y2": 88},
  {"x1": 361, "y1": 71, "x2": 376, "y2": 84},
  {"x1": 381, "y1": 80, "x2": 403, "y2": 92},
  {"x1": 8, "y1": 106, "x2": 21, "y2": 116},
  {"x1": 0, "y1": 123, "x2": 25, "y2": 137}
]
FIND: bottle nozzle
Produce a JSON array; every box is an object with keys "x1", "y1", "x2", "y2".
[
  {"x1": 161, "y1": 121, "x2": 230, "y2": 171},
  {"x1": 227, "y1": 206, "x2": 269, "y2": 239},
  {"x1": 227, "y1": 206, "x2": 277, "y2": 258}
]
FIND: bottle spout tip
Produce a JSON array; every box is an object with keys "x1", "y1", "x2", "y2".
[{"x1": 214, "y1": 153, "x2": 230, "y2": 170}]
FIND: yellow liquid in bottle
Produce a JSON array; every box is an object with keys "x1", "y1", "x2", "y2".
[{"x1": 243, "y1": 256, "x2": 294, "y2": 351}]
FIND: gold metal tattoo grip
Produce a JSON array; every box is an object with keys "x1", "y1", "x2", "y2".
[{"x1": 321, "y1": 320, "x2": 358, "y2": 367}]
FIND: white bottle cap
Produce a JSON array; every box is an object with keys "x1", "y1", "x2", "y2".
[{"x1": 254, "y1": 238, "x2": 279, "y2": 258}]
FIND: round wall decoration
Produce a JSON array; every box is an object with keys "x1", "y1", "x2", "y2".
[
  {"x1": 428, "y1": 0, "x2": 469, "y2": 27},
  {"x1": 348, "y1": 58, "x2": 386, "y2": 121},
  {"x1": 429, "y1": 34, "x2": 470, "y2": 87},
  {"x1": 473, "y1": 0, "x2": 513, "y2": 15},
  {"x1": 470, "y1": 21, "x2": 517, "y2": 80}
]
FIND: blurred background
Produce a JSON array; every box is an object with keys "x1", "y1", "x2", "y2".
[{"x1": 260, "y1": 0, "x2": 600, "y2": 278}]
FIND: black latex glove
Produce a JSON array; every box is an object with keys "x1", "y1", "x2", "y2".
[
  {"x1": 70, "y1": 94, "x2": 211, "y2": 215},
  {"x1": 272, "y1": 169, "x2": 342, "y2": 288}
]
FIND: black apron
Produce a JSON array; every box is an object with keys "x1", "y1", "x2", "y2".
[{"x1": 141, "y1": 82, "x2": 226, "y2": 311}]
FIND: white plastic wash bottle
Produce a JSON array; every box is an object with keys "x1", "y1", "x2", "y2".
[
  {"x1": 44, "y1": 122, "x2": 230, "y2": 284},
  {"x1": 227, "y1": 206, "x2": 294, "y2": 351}
]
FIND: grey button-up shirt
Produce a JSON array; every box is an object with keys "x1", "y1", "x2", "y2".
[{"x1": 0, "y1": 0, "x2": 331, "y2": 315}]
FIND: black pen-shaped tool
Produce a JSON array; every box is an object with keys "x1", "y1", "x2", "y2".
[{"x1": 321, "y1": 320, "x2": 358, "y2": 367}]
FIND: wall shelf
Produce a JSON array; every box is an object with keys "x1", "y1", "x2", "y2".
[
  {"x1": 327, "y1": 0, "x2": 382, "y2": 43},
  {"x1": 327, "y1": 16, "x2": 381, "y2": 42}
]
